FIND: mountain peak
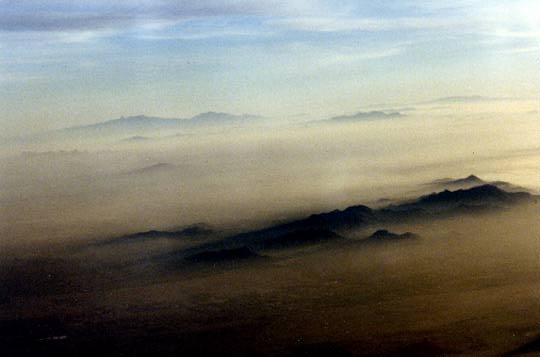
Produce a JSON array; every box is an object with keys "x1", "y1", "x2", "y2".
[
  {"x1": 430, "y1": 174, "x2": 486, "y2": 190},
  {"x1": 368, "y1": 229, "x2": 417, "y2": 241},
  {"x1": 48, "y1": 111, "x2": 264, "y2": 138},
  {"x1": 418, "y1": 184, "x2": 521, "y2": 206},
  {"x1": 459, "y1": 174, "x2": 483, "y2": 183},
  {"x1": 115, "y1": 115, "x2": 150, "y2": 122},
  {"x1": 328, "y1": 110, "x2": 404, "y2": 122},
  {"x1": 190, "y1": 111, "x2": 262, "y2": 123}
]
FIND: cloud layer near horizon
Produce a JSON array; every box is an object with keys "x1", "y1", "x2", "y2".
[{"x1": 1, "y1": 1, "x2": 540, "y2": 135}]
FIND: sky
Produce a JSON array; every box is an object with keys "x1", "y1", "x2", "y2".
[{"x1": 1, "y1": 0, "x2": 540, "y2": 135}]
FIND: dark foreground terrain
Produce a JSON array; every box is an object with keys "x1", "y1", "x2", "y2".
[{"x1": 2, "y1": 180, "x2": 540, "y2": 356}]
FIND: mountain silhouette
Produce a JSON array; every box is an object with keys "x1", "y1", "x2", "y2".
[
  {"x1": 256, "y1": 229, "x2": 344, "y2": 249},
  {"x1": 188, "y1": 112, "x2": 264, "y2": 125},
  {"x1": 13, "y1": 112, "x2": 265, "y2": 143},
  {"x1": 430, "y1": 174, "x2": 485, "y2": 189},
  {"x1": 66, "y1": 113, "x2": 263, "y2": 133},
  {"x1": 97, "y1": 224, "x2": 213, "y2": 246},
  {"x1": 429, "y1": 174, "x2": 529, "y2": 192},
  {"x1": 447, "y1": 174, "x2": 484, "y2": 186},
  {"x1": 366, "y1": 229, "x2": 418, "y2": 242},
  {"x1": 411, "y1": 184, "x2": 528, "y2": 208},
  {"x1": 504, "y1": 335, "x2": 540, "y2": 355},
  {"x1": 220, "y1": 184, "x2": 533, "y2": 249},
  {"x1": 222, "y1": 205, "x2": 375, "y2": 248},
  {"x1": 381, "y1": 184, "x2": 533, "y2": 221},
  {"x1": 328, "y1": 111, "x2": 404, "y2": 122},
  {"x1": 122, "y1": 182, "x2": 535, "y2": 261}
]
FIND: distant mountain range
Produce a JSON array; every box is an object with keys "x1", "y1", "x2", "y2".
[
  {"x1": 63, "y1": 112, "x2": 264, "y2": 136},
  {"x1": 246, "y1": 184, "x2": 532, "y2": 240},
  {"x1": 330, "y1": 110, "x2": 404, "y2": 121},
  {"x1": 320, "y1": 110, "x2": 404, "y2": 123},
  {"x1": 96, "y1": 224, "x2": 213, "y2": 247},
  {"x1": 178, "y1": 228, "x2": 417, "y2": 267},
  {"x1": 7, "y1": 112, "x2": 265, "y2": 143},
  {"x1": 86, "y1": 176, "x2": 537, "y2": 271},
  {"x1": 386, "y1": 184, "x2": 531, "y2": 216},
  {"x1": 139, "y1": 179, "x2": 536, "y2": 266}
]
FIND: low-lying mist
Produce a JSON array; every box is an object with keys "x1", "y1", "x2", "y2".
[
  {"x1": 2, "y1": 102, "x2": 540, "y2": 355},
  {"x1": 2, "y1": 204, "x2": 540, "y2": 355},
  {"x1": 2, "y1": 106, "x2": 540, "y2": 250}
]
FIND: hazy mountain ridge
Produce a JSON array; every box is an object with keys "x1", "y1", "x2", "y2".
[
  {"x1": 258, "y1": 183, "x2": 533, "y2": 236},
  {"x1": 62, "y1": 112, "x2": 264, "y2": 133},
  {"x1": 96, "y1": 224, "x2": 213, "y2": 246},
  {"x1": 428, "y1": 174, "x2": 529, "y2": 192},
  {"x1": 380, "y1": 184, "x2": 533, "y2": 222},
  {"x1": 326, "y1": 110, "x2": 405, "y2": 122},
  {"x1": 432, "y1": 174, "x2": 484, "y2": 187},
  {"x1": 4, "y1": 112, "x2": 265, "y2": 144},
  {"x1": 155, "y1": 181, "x2": 535, "y2": 259}
]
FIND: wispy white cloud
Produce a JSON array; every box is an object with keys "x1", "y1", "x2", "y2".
[
  {"x1": 3, "y1": 0, "x2": 540, "y2": 138},
  {"x1": 137, "y1": 29, "x2": 273, "y2": 41},
  {"x1": 3, "y1": 0, "x2": 540, "y2": 47},
  {"x1": 270, "y1": 16, "x2": 470, "y2": 33},
  {"x1": 0, "y1": 0, "x2": 328, "y2": 33}
]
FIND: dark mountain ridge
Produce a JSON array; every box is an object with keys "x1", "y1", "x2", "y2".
[
  {"x1": 96, "y1": 224, "x2": 213, "y2": 246},
  {"x1": 254, "y1": 229, "x2": 344, "y2": 249},
  {"x1": 264, "y1": 184, "x2": 532, "y2": 237},
  {"x1": 366, "y1": 229, "x2": 418, "y2": 242},
  {"x1": 174, "y1": 183, "x2": 534, "y2": 257},
  {"x1": 380, "y1": 184, "x2": 533, "y2": 220}
]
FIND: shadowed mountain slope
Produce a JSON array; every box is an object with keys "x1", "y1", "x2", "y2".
[
  {"x1": 388, "y1": 184, "x2": 532, "y2": 215},
  {"x1": 96, "y1": 224, "x2": 213, "y2": 246},
  {"x1": 366, "y1": 229, "x2": 418, "y2": 242},
  {"x1": 173, "y1": 184, "x2": 534, "y2": 256}
]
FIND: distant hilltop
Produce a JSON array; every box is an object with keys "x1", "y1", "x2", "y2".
[
  {"x1": 7, "y1": 112, "x2": 265, "y2": 144},
  {"x1": 59, "y1": 112, "x2": 265, "y2": 133}
]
